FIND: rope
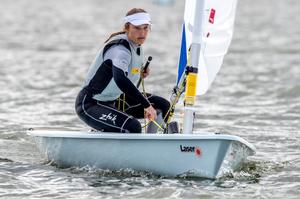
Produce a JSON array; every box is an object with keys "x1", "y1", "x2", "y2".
[
  {"x1": 122, "y1": 94, "x2": 125, "y2": 112},
  {"x1": 140, "y1": 75, "x2": 185, "y2": 133},
  {"x1": 117, "y1": 96, "x2": 121, "y2": 111},
  {"x1": 141, "y1": 119, "x2": 164, "y2": 131},
  {"x1": 140, "y1": 77, "x2": 165, "y2": 133},
  {"x1": 165, "y1": 82, "x2": 185, "y2": 123},
  {"x1": 140, "y1": 77, "x2": 148, "y2": 132},
  {"x1": 115, "y1": 70, "x2": 183, "y2": 133},
  {"x1": 163, "y1": 48, "x2": 191, "y2": 128}
]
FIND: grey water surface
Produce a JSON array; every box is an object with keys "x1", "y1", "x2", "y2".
[{"x1": 0, "y1": 0, "x2": 299, "y2": 198}]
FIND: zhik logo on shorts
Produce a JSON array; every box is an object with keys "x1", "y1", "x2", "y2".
[{"x1": 99, "y1": 113, "x2": 117, "y2": 125}]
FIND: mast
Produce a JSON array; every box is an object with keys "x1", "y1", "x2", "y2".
[{"x1": 183, "y1": 0, "x2": 205, "y2": 134}]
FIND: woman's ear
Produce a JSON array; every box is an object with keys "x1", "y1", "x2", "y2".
[{"x1": 124, "y1": 23, "x2": 130, "y2": 32}]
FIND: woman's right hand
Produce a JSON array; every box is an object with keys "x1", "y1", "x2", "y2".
[{"x1": 144, "y1": 105, "x2": 157, "y2": 121}]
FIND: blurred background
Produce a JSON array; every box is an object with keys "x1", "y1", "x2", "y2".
[{"x1": 0, "y1": 0, "x2": 299, "y2": 198}]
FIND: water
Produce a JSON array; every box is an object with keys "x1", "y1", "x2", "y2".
[{"x1": 0, "y1": 0, "x2": 299, "y2": 198}]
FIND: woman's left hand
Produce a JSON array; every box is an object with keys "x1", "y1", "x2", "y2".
[
  {"x1": 142, "y1": 67, "x2": 150, "y2": 78},
  {"x1": 144, "y1": 105, "x2": 157, "y2": 121}
]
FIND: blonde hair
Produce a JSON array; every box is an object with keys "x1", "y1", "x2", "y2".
[{"x1": 104, "y1": 8, "x2": 148, "y2": 43}]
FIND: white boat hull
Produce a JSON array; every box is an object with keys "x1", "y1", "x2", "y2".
[{"x1": 28, "y1": 130, "x2": 255, "y2": 179}]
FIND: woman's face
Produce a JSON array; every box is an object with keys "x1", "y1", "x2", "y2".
[{"x1": 126, "y1": 24, "x2": 150, "y2": 45}]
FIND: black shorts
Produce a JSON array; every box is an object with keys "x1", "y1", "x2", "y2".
[{"x1": 75, "y1": 89, "x2": 170, "y2": 133}]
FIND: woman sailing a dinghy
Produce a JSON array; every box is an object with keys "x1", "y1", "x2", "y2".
[{"x1": 75, "y1": 8, "x2": 170, "y2": 133}]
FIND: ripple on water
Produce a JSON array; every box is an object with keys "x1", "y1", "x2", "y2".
[{"x1": 0, "y1": 0, "x2": 300, "y2": 198}]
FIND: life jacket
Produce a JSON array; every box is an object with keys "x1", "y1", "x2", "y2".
[{"x1": 83, "y1": 34, "x2": 144, "y2": 101}]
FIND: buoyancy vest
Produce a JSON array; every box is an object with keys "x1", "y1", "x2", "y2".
[{"x1": 83, "y1": 34, "x2": 144, "y2": 101}]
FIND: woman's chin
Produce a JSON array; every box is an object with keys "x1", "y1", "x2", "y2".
[{"x1": 137, "y1": 39, "x2": 146, "y2": 45}]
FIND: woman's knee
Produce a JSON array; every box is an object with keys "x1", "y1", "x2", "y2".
[
  {"x1": 123, "y1": 118, "x2": 142, "y2": 133},
  {"x1": 153, "y1": 96, "x2": 170, "y2": 116}
]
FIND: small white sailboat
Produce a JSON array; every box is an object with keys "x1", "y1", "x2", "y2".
[
  {"x1": 29, "y1": 0, "x2": 256, "y2": 179},
  {"x1": 29, "y1": 130, "x2": 255, "y2": 179}
]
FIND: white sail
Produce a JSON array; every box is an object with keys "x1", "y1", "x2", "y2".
[{"x1": 179, "y1": 0, "x2": 238, "y2": 95}]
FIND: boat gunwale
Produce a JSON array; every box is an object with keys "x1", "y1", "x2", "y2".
[{"x1": 27, "y1": 130, "x2": 256, "y2": 152}]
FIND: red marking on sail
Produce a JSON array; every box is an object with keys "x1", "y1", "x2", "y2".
[{"x1": 209, "y1": 8, "x2": 216, "y2": 24}]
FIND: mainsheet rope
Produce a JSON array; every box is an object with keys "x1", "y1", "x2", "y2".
[{"x1": 117, "y1": 64, "x2": 185, "y2": 133}]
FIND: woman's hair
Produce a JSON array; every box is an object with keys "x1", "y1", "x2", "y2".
[{"x1": 104, "y1": 8, "x2": 147, "y2": 43}]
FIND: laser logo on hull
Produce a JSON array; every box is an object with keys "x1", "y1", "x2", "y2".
[{"x1": 180, "y1": 145, "x2": 202, "y2": 157}]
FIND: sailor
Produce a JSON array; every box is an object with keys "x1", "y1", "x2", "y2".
[{"x1": 75, "y1": 8, "x2": 170, "y2": 133}]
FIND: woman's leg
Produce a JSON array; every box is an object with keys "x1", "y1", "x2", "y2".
[
  {"x1": 147, "y1": 94, "x2": 171, "y2": 122},
  {"x1": 122, "y1": 93, "x2": 170, "y2": 121},
  {"x1": 121, "y1": 93, "x2": 171, "y2": 133},
  {"x1": 75, "y1": 91, "x2": 141, "y2": 133}
]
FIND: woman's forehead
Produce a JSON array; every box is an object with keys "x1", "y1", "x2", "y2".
[{"x1": 130, "y1": 24, "x2": 150, "y2": 28}]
